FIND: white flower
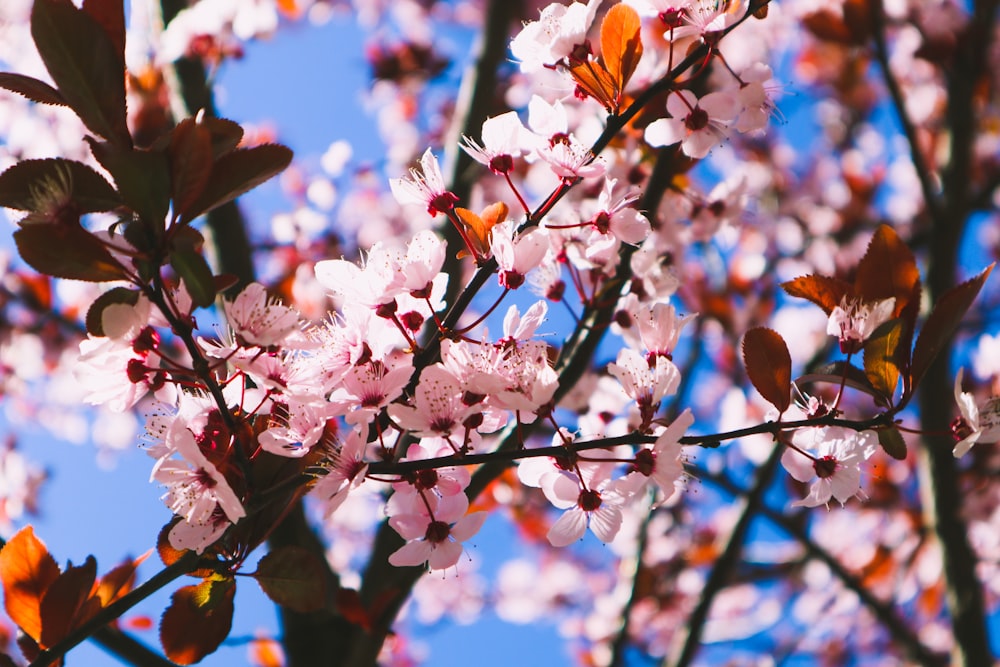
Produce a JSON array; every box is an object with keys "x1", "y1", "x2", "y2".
[
  {"x1": 780, "y1": 427, "x2": 877, "y2": 508},
  {"x1": 826, "y1": 296, "x2": 895, "y2": 354},
  {"x1": 952, "y1": 368, "x2": 1000, "y2": 457}
]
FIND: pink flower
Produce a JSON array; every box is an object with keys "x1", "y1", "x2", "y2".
[
  {"x1": 608, "y1": 348, "x2": 680, "y2": 429},
  {"x1": 545, "y1": 466, "x2": 627, "y2": 547},
  {"x1": 460, "y1": 112, "x2": 527, "y2": 175},
  {"x1": 536, "y1": 134, "x2": 607, "y2": 180},
  {"x1": 224, "y1": 282, "x2": 305, "y2": 348},
  {"x1": 952, "y1": 368, "x2": 1000, "y2": 457},
  {"x1": 780, "y1": 427, "x2": 877, "y2": 508},
  {"x1": 388, "y1": 492, "x2": 487, "y2": 571},
  {"x1": 491, "y1": 221, "x2": 549, "y2": 290},
  {"x1": 152, "y1": 421, "x2": 246, "y2": 553},
  {"x1": 826, "y1": 296, "x2": 895, "y2": 354},
  {"x1": 388, "y1": 365, "x2": 473, "y2": 438},
  {"x1": 509, "y1": 0, "x2": 603, "y2": 73},
  {"x1": 328, "y1": 354, "x2": 414, "y2": 426},
  {"x1": 634, "y1": 302, "x2": 696, "y2": 360},
  {"x1": 623, "y1": 409, "x2": 693, "y2": 498},
  {"x1": 644, "y1": 90, "x2": 738, "y2": 159},
  {"x1": 389, "y1": 148, "x2": 458, "y2": 216},
  {"x1": 311, "y1": 428, "x2": 370, "y2": 516}
]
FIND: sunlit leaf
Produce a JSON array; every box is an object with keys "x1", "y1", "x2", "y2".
[
  {"x1": 94, "y1": 551, "x2": 150, "y2": 608},
  {"x1": 159, "y1": 577, "x2": 235, "y2": 665},
  {"x1": 781, "y1": 274, "x2": 851, "y2": 314},
  {"x1": 169, "y1": 117, "x2": 214, "y2": 221},
  {"x1": 455, "y1": 202, "x2": 506, "y2": 259},
  {"x1": 742, "y1": 327, "x2": 792, "y2": 413},
  {"x1": 0, "y1": 527, "x2": 60, "y2": 642},
  {"x1": 863, "y1": 317, "x2": 903, "y2": 407},
  {"x1": 855, "y1": 224, "x2": 920, "y2": 316},
  {"x1": 569, "y1": 59, "x2": 618, "y2": 113},
  {"x1": 253, "y1": 546, "x2": 327, "y2": 613},
  {"x1": 600, "y1": 4, "x2": 642, "y2": 102},
  {"x1": 81, "y1": 0, "x2": 126, "y2": 64}
]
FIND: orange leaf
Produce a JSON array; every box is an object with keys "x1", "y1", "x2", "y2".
[
  {"x1": 742, "y1": 327, "x2": 792, "y2": 413},
  {"x1": 601, "y1": 4, "x2": 643, "y2": 102},
  {"x1": 0, "y1": 526, "x2": 60, "y2": 642},
  {"x1": 159, "y1": 577, "x2": 235, "y2": 665},
  {"x1": 248, "y1": 636, "x2": 285, "y2": 667},
  {"x1": 781, "y1": 274, "x2": 851, "y2": 314},
  {"x1": 569, "y1": 58, "x2": 618, "y2": 113},
  {"x1": 95, "y1": 551, "x2": 150, "y2": 608},
  {"x1": 455, "y1": 202, "x2": 506, "y2": 259},
  {"x1": 863, "y1": 317, "x2": 902, "y2": 407},
  {"x1": 855, "y1": 224, "x2": 920, "y2": 316}
]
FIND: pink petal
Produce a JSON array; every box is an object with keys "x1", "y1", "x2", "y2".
[{"x1": 548, "y1": 508, "x2": 587, "y2": 547}]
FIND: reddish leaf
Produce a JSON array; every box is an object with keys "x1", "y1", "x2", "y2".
[
  {"x1": 455, "y1": 203, "x2": 506, "y2": 259},
  {"x1": 911, "y1": 264, "x2": 995, "y2": 388},
  {"x1": 781, "y1": 274, "x2": 851, "y2": 314},
  {"x1": 85, "y1": 287, "x2": 140, "y2": 337},
  {"x1": 182, "y1": 144, "x2": 293, "y2": 223},
  {"x1": 31, "y1": 0, "x2": 130, "y2": 146},
  {"x1": 601, "y1": 4, "x2": 643, "y2": 103},
  {"x1": 169, "y1": 117, "x2": 215, "y2": 220},
  {"x1": 88, "y1": 139, "x2": 170, "y2": 232},
  {"x1": 254, "y1": 546, "x2": 327, "y2": 613},
  {"x1": 82, "y1": 0, "x2": 126, "y2": 64},
  {"x1": 159, "y1": 577, "x2": 235, "y2": 665},
  {"x1": 39, "y1": 557, "x2": 99, "y2": 649},
  {"x1": 201, "y1": 117, "x2": 245, "y2": 159},
  {"x1": 14, "y1": 222, "x2": 127, "y2": 282},
  {"x1": 0, "y1": 158, "x2": 121, "y2": 213},
  {"x1": 94, "y1": 551, "x2": 150, "y2": 608},
  {"x1": 742, "y1": 327, "x2": 792, "y2": 413},
  {"x1": 0, "y1": 527, "x2": 60, "y2": 642},
  {"x1": 863, "y1": 318, "x2": 903, "y2": 407},
  {"x1": 877, "y1": 426, "x2": 907, "y2": 460},
  {"x1": 0, "y1": 73, "x2": 68, "y2": 107},
  {"x1": 855, "y1": 224, "x2": 920, "y2": 316}
]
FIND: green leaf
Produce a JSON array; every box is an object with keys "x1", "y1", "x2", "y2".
[
  {"x1": 0, "y1": 72, "x2": 68, "y2": 107},
  {"x1": 863, "y1": 317, "x2": 903, "y2": 407},
  {"x1": 0, "y1": 158, "x2": 120, "y2": 213},
  {"x1": 14, "y1": 222, "x2": 126, "y2": 282},
  {"x1": 31, "y1": 0, "x2": 130, "y2": 146},
  {"x1": 159, "y1": 578, "x2": 235, "y2": 665},
  {"x1": 911, "y1": 264, "x2": 995, "y2": 389},
  {"x1": 182, "y1": 144, "x2": 293, "y2": 223},
  {"x1": 85, "y1": 286, "x2": 140, "y2": 337},
  {"x1": 742, "y1": 327, "x2": 792, "y2": 413},
  {"x1": 877, "y1": 426, "x2": 907, "y2": 460},
  {"x1": 170, "y1": 248, "x2": 215, "y2": 309},
  {"x1": 88, "y1": 139, "x2": 170, "y2": 234},
  {"x1": 253, "y1": 546, "x2": 327, "y2": 613}
]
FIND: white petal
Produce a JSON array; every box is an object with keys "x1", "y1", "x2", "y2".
[{"x1": 547, "y1": 508, "x2": 587, "y2": 547}]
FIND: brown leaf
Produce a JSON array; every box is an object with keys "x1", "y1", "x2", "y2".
[
  {"x1": 911, "y1": 264, "x2": 995, "y2": 388},
  {"x1": 81, "y1": 0, "x2": 126, "y2": 62},
  {"x1": 31, "y1": 0, "x2": 130, "y2": 146},
  {"x1": 94, "y1": 551, "x2": 150, "y2": 608},
  {"x1": 0, "y1": 527, "x2": 60, "y2": 642},
  {"x1": 877, "y1": 426, "x2": 907, "y2": 460},
  {"x1": 781, "y1": 274, "x2": 851, "y2": 314},
  {"x1": 88, "y1": 139, "x2": 171, "y2": 233},
  {"x1": 742, "y1": 327, "x2": 792, "y2": 413},
  {"x1": 159, "y1": 577, "x2": 235, "y2": 665},
  {"x1": 600, "y1": 4, "x2": 643, "y2": 104},
  {"x1": 855, "y1": 224, "x2": 920, "y2": 316},
  {"x1": 254, "y1": 546, "x2": 327, "y2": 613},
  {"x1": 14, "y1": 222, "x2": 127, "y2": 283},
  {"x1": 169, "y1": 118, "x2": 215, "y2": 220},
  {"x1": 182, "y1": 144, "x2": 293, "y2": 223},
  {"x1": 0, "y1": 158, "x2": 121, "y2": 213},
  {"x1": 0, "y1": 73, "x2": 68, "y2": 107},
  {"x1": 39, "y1": 557, "x2": 99, "y2": 649}
]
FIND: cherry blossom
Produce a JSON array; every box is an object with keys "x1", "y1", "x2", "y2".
[
  {"x1": 491, "y1": 221, "x2": 549, "y2": 290},
  {"x1": 387, "y1": 491, "x2": 486, "y2": 571},
  {"x1": 644, "y1": 90, "x2": 739, "y2": 159},
  {"x1": 952, "y1": 368, "x2": 1000, "y2": 458},
  {"x1": 780, "y1": 427, "x2": 878, "y2": 508},
  {"x1": 826, "y1": 296, "x2": 896, "y2": 354},
  {"x1": 388, "y1": 147, "x2": 458, "y2": 216},
  {"x1": 459, "y1": 111, "x2": 528, "y2": 175},
  {"x1": 622, "y1": 408, "x2": 694, "y2": 498},
  {"x1": 224, "y1": 282, "x2": 306, "y2": 348},
  {"x1": 509, "y1": 0, "x2": 603, "y2": 73}
]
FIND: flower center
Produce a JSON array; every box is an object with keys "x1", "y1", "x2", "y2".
[
  {"x1": 578, "y1": 489, "x2": 602, "y2": 512},
  {"x1": 685, "y1": 108, "x2": 709, "y2": 131},
  {"x1": 813, "y1": 455, "x2": 838, "y2": 479}
]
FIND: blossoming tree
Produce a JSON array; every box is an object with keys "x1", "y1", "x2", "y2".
[{"x1": 0, "y1": 0, "x2": 998, "y2": 666}]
